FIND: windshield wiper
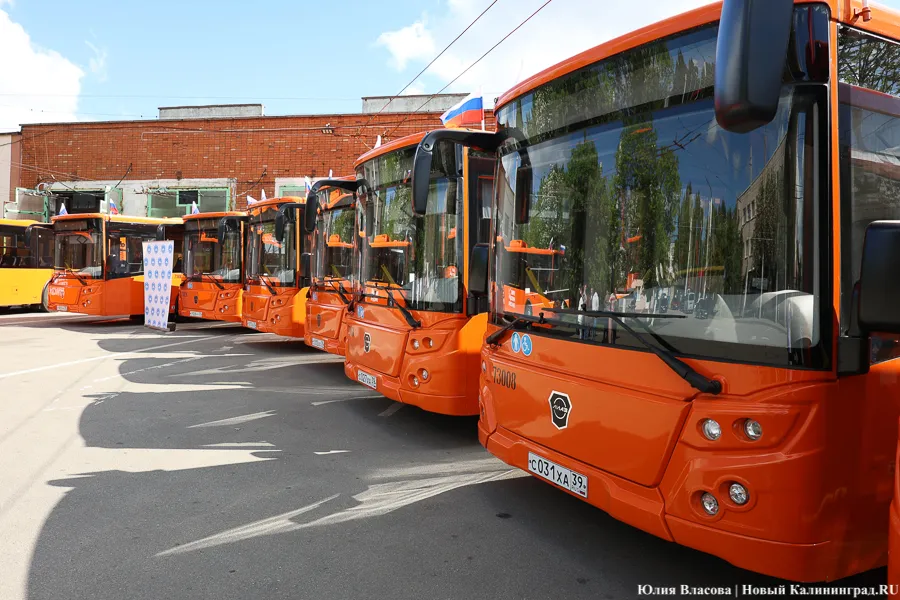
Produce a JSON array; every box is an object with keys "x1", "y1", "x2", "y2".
[
  {"x1": 367, "y1": 282, "x2": 421, "y2": 328},
  {"x1": 327, "y1": 279, "x2": 351, "y2": 305},
  {"x1": 258, "y1": 274, "x2": 278, "y2": 296},
  {"x1": 197, "y1": 272, "x2": 224, "y2": 290},
  {"x1": 62, "y1": 267, "x2": 87, "y2": 286},
  {"x1": 544, "y1": 307, "x2": 721, "y2": 395},
  {"x1": 486, "y1": 311, "x2": 545, "y2": 346}
]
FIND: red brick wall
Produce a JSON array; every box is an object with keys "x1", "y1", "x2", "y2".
[{"x1": 17, "y1": 110, "x2": 497, "y2": 210}]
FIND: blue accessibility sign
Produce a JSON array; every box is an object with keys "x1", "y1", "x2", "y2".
[
  {"x1": 521, "y1": 334, "x2": 533, "y2": 357},
  {"x1": 510, "y1": 332, "x2": 521, "y2": 354}
]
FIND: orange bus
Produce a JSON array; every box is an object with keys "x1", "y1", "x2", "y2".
[
  {"x1": 242, "y1": 197, "x2": 311, "y2": 336},
  {"x1": 302, "y1": 178, "x2": 358, "y2": 355},
  {"x1": 343, "y1": 132, "x2": 495, "y2": 416},
  {"x1": 47, "y1": 213, "x2": 184, "y2": 317},
  {"x1": 179, "y1": 211, "x2": 248, "y2": 322},
  {"x1": 412, "y1": 0, "x2": 900, "y2": 581}
]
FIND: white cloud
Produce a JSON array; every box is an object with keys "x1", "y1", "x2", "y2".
[
  {"x1": 376, "y1": 20, "x2": 435, "y2": 71},
  {"x1": 400, "y1": 82, "x2": 426, "y2": 95},
  {"x1": 376, "y1": 0, "x2": 712, "y2": 106},
  {"x1": 85, "y1": 40, "x2": 108, "y2": 83},
  {"x1": 0, "y1": 7, "x2": 83, "y2": 130}
]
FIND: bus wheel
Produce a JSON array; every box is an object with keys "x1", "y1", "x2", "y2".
[
  {"x1": 130, "y1": 313, "x2": 146, "y2": 325},
  {"x1": 39, "y1": 283, "x2": 50, "y2": 312},
  {"x1": 171, "y1": 299, "x2": 182, "y2": 323}
]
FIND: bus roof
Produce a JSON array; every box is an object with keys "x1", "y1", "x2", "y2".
[
  {"x1": 496, "y1": 1, "x2": 900, "y2": 112},
  {"x1": 353, "y1": 132, "x2": 426, "y2": 169},
  {"x1": 51, "y1": 213, "x2": 183, "y2": 225},
  {"x1": 182, "y1": 211, "x2": 248, "y2": 221},
  {"x1": 0, "y1": 219, "x2": 40, "y2": 227},
  {"x1": 246, "y1": 196, "x2": 306, "y2": 215}
]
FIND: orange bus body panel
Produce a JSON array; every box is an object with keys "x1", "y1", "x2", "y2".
[
  {"x1": 242, "y1": 284, "x2": 306, "y2": 337},
  {"x1": 47, "y1": 275, "x2": 180, "y2": 316},
  {"x1": 891, "y1": 424, "x2": 900, "y2": 597},
  {"x1": 305, "y1": 288, "x2": 349, "y2": 356},
  {"x1": 179, "y1": 282, "x2": 242, "y2": 323}
]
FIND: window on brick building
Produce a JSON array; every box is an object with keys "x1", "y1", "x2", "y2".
[{"x1": 149, "y1": 188, "x2": 230, "y2": 217}]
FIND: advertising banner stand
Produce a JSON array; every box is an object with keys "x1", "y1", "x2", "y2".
[{"x1": 142, "y1": 240, "x2": 177, "y2": 332}]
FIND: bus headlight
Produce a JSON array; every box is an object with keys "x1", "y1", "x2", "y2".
[
  {"x1": 743, "y1": 419, "x2": 763, "y2": 441},
  {"x1": 701, "y1": 419, "x2": 721, "y2": 441},
  {"x1": 700, "y1": 492, "x2": 719, "y2": 515},
  {"x1": 420, "y1": 369, "x2": 429, "y2": 381},
  {"x1": 412, "y1": 339, "x2": 420, "y2": 350},
  {"x1": 729, "y1": 483, "x2": 749, "y2": 505}
]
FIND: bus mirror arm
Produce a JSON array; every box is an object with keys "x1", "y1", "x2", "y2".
[
  {"x1": 303, "y1": 179, "x2": 363, "y2": 235},
  {"x1": 838, "y1": 281, "x2": 870, "y2": 376},
  {"x1": 714, "y1": 0, "x2": 793, "y2": 133},
  {"x1": 412, "y1": 129, "x2": 502, "y2": 216}
]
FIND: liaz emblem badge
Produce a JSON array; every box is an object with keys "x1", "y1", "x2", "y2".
[
  {"x1": 548, "y1": 391, "x2": 572, "y2": 429},
  {"x1": 316, "y1": 313, "x2": 322, "y2": 327},
  {"x1": 364, "y1": 332, "x2": 371, "y2": 353}
]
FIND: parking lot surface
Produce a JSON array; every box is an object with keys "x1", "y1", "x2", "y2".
[{"x1": 0, "y1": 311, "x2": 887, "y2": 600}]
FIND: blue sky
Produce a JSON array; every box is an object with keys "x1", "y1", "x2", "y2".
[{"x1": 3, "y1": 0, "x2": 900, "y2": 131}]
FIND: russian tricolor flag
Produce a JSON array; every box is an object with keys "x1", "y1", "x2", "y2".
[{"x1": 440, "y1": 92, "x2": 484, "y2": 129}]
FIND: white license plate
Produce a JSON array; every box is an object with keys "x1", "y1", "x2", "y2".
[
  {"x1": 56, "y1": 305, "x2": 68, "y2": 312},
  {"x1": 247, "y1": 321, "x2": 257, "y2": 330},
  {"x1": 527, "y1": 452, "x2": 588, "y2": 498},
  {"x1": 357, "y1": 370, "x2": 377, "y2": 389},
  {"x1": 311, "y1": 338, "x2": 325, "y2": 350},
  {"x1": 189, "y1": 310, "x2": 203, "y2": 318}
]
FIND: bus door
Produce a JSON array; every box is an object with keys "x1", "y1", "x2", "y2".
[{"x1": 104, "y1": 221, "x2": 161, "y2": 316}]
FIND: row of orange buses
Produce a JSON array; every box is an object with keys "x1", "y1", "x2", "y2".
[{"x1": 20, "y1": 0, "x2": 900, "y2": 586}]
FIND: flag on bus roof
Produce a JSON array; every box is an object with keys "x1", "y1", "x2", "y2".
[
  {"x1": 247, "y1": 195, "x2": 257, "y2": 205},
  {"x1": 58, "y1": 202, "x2": 68, "y2": 216},
  {"x1": 191, "y1": 201, "x2": 200, "y2": 215},
  {"x1": 109, "y1": 197, "x2": 119, "y2": 215},
  {"x1": 261, "y1": 189, "x2": 267, "y2": 202},
  {"x1": 440, "y1": 91, "x2": 484, "y2": 129},
  {"x1": 375, "y1": 135, "x2": 382, "y2": 148},
  {"x1": 328, "y1": 169, "x2": 333, "y2": 178},
  {"x1": 304, "y1": 176, "x2": 313, "y2": 192}
]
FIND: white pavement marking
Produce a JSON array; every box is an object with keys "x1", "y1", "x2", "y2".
[
  {"x1": 180, "y1": 355, "x2": 343, "y2": 377},
  {"x1": 156, "y1": 466, "x2": 525, "y2": 556},
  {"x1": 203, "y1": 442, "x2": 276, "y2": 448},
  {"x1": 310, "y1": 395, "x2": 382, "y2": 406},
  {"x1": 91, "y1": 356, "x2": 204, "y2": 382},
  {"x1": 0, "y1": 335, "x2": 236, "y2": 380},
  {"x1": 313, "y1": 450, "x2": 350, "y2": 455},
  {"x1": 378, "y1": 403, "x2": 404, "y2": 417},
  {"x1": 187, "y1": 410, "x2": 277, "y2": 428},
  {"x1": 156, "y1": 494, "x2": 340, "y2": 557}
]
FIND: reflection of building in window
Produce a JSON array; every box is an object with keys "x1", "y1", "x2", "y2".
[{"x1": 735, "y1": 137, "x2": 786, "y2": 276}]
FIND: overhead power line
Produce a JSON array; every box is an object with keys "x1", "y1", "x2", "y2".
[
  {"x1": 353, "y1": 0, "x2": 502, "y2": 142},
  {"x1": 385, "y1": 0, "x2": 553, "y2": 139}
]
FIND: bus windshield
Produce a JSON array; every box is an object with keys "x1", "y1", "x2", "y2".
[
  {"x1": 54, "y1": 218, "x2": 103, "y2": 278},
  {"x1": 315, "y1": 202, "x2": 355, "y2": 283},
  {"x1": 246, "y1": 209, "x2": 296, "y2": 287},
  {"x1": 494, "y1": 11, "x2": 828, "y2": 368},
  {"x1": 356, "y1": 145, "x2": 462, "y2": 313},
  {"x1": 185, "y1": 218, "x2": 242, "y2": 284}
]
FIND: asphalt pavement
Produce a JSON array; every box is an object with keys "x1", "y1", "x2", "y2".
[{"x1": 0, "y1": 309, "x2": 888, "y2": 600}]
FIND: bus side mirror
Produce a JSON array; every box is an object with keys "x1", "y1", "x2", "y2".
[
  {"x1": 301, "y1": 252, "x2": 311, "y2": 278},
  {"x1": 275, "y1": 212, "x2": 286, "y2": 242},
  {"x1": 413, "y1": 129, "x2": 501, "y2": 216},
  {"x1": 365, "y1": 201, "x2": 374, "y2": 237},
  {"x1": 858, "y1": 221, "x2": 900, "y2": 334},
  {"x1": 156, "y1": 224, "x2": 166, "y2": 241},
  {"x1": 468, "y1": 243, "x2": 489, "y2": 297},
  {"x1": 217, "y1": 216, "x2": 239, "y2": 243},
  {"x1": 714, "y1": 0, "x2": 793, "y2": 133},
  {"x1": 303, "y1": 191, "x2": 319, "y2": 234},
  {"x1": 515, "y1": 164, "x2": 532, "y2": 225}
]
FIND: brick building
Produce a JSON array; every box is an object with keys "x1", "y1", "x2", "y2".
[{"x1": 3, "y1": 96, "x2": 496, "y2": 220}]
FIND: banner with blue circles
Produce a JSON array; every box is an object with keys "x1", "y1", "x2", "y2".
[{"x1": 142, "y1": 241, "x2": 175, "y2": 331}]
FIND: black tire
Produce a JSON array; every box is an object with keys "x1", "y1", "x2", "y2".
[{"x1": 39, "y1": 283, "x2": 50, "y2": 312}]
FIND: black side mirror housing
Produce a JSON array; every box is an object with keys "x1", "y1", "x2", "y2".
[
  {"x1": 467, "y1": 243, "x2": 490, "y2": 316},
  {"x1": 274, "y1": 202, "x2": 304, "y2": 243},
  {"x1": 714, "y1": 0, "x2": 793, "y2": 133},
  {"x1": 217, "y1": 216, "x2": 240, "y2": 243},
  {"x1": 412, "y1": 129, "x2": 501, "y2": 216},
  {"x1": 156, "y1": 224, "x2": 166, "y2": 241},
  {"x1": 365, "y1": 201, "x2": 375, "y2": 238},
  {"x1": 515, "y1": 161, "x2": 532, "y2": 225},
  {"x1": 858, "y1": 221, "x2": 900, "y2": 334},
  {"x1": 303, "y1": 191, "x2": 319, "y2": 234}
]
